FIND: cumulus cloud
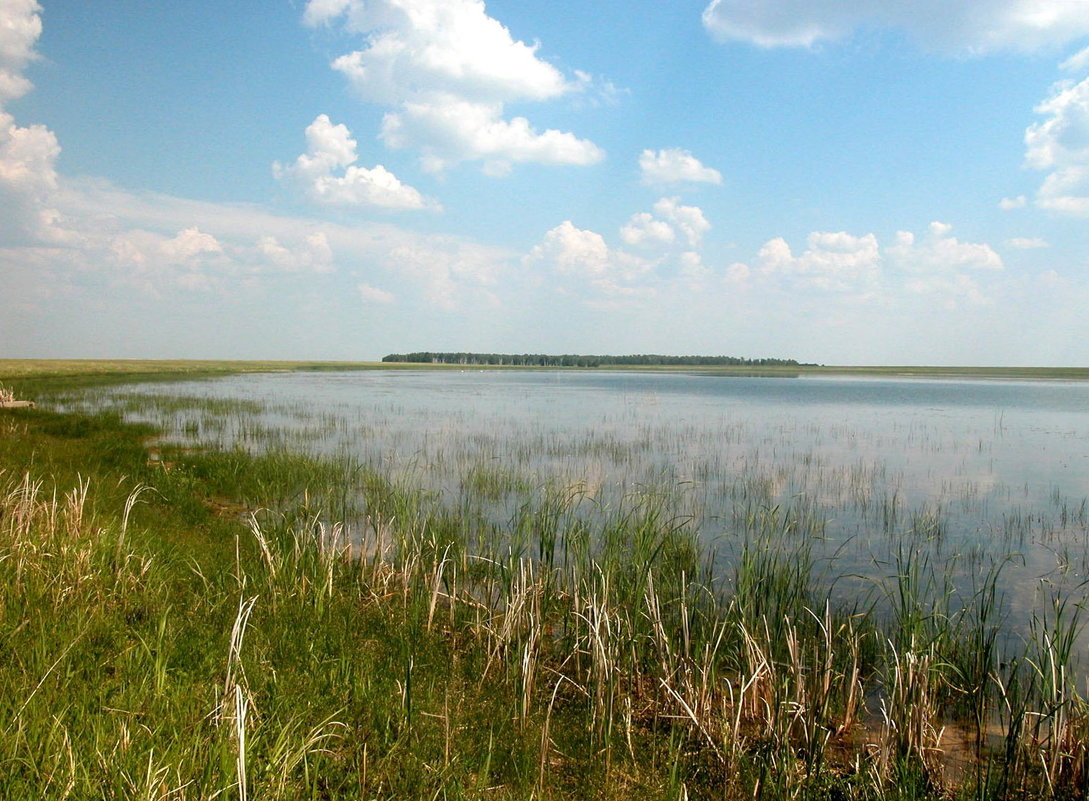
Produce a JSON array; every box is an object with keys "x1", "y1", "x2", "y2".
[
  {"x1": 529, "y1": 194, "x2": 719, "y2": 301},
  {"x1": 757, "y1": 230, "x2": 881, "y2": 291},
  {"x1": 620, "y1": 212, "x2": 676, "y2": 248},
  {"x1": 999, "y1": 195, "x2": 1027, "y2": 210},
  {"x1": 381, "y1": 97, "x2": 603, "y2": 175},
  {"x1": 654, "y1": 197, "x2": 711, "y2": 247},
  {"x1": 275, "y1": 114, "x2": 437, "y2": 210},
  {"x1": 724, "y1": 261, "x2": 750, "y2": 285},
  {"x1": 726, "y1": 222, "x2": 1004, "y2": 310},
  {"x1": 307, "y1": 0, "x2": 570, "y2": 104},
  {"x1": 528, "y1": 221, "x2": 612, "y2": 278},
  {"x1": 1025, "y1": 71, "x2": 1089, "y2": 215},
  {"x1": 702, "y1": 0, "x2": 1089, "y2": 53},
  {"x1": 0, "y1": 0, "x2": 41, "y2": 102},
  {"x1": 161, "y1": 227, "x2": 222, "y2": 261},
  {"x1": 1035, "y1": 167, "x2": 1089, "y2": 214},
  {"x1": 0, "y1": 112, "x2": 56, "y2": 195},
  {"x1": 0, "y1": 0, "x2": 521, "y2": 336},
  {"x1": 639, "y1": 148, "x2": 723, "y2": 186},
  {"x1": 0, "y1": 110, "x2": 64, "y2": 242},
  {"x1": 0, "y1": 1, "x2": 70, "y2": 245},
  {"x1": 255, "y1": 232, "x2": 335, "y2": 273},
  {"x1": 9, "y1": 173, "x2": 515, "y2": 308},
  {"x1": 622, "y1": 197, "x2": 711, "y2": 249},
  {"x1": 386, "y1": 238, "x2": 506, "y2": 309},
  {"x1": 99, "y1": 224, "x2": 344, "y2": 296},
  {"x1": 525, "y1": 221, "x2": 654, "y2": 296},
  {"x1": 102, "y1": 227, "x2": 229, "y2": 295},
  {"x1": 887, "y1": 221, "x2": 1003, "y2": 272},
  {"x1": 304, "y1": 0, "x2": 603, "y2": 173},
  {"x1": 678, "y1": 250, "x2": 711, "y2": 281},
  {"x1": 358, "y1": 283, "x2": 395, "y2": 304}
]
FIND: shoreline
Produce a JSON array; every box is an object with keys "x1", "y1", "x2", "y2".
[{"x1": 3, "y1": 358, "x2": 1088, "y2": 388}]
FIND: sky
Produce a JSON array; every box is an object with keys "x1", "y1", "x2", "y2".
[{"x1": 2, "y1": 0, "x2": 1089, "y2": 365}]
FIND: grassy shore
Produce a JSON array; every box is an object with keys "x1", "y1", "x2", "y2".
[{"x1": 1, "y1": 365, "x2": 1088, "y2": 799}]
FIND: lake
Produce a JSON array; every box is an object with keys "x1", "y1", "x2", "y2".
[{"x1": 64, "y1": 369, "x2": 1089, "y2": 643}]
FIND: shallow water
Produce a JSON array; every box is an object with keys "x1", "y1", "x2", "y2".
[{"x1": 63, "y1": 369, "x2": 1089, "y2": 644}]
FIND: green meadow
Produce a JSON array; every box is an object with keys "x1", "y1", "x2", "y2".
[{"x1": 1, "y1": 360, "x2": 1088, "y2": 800}]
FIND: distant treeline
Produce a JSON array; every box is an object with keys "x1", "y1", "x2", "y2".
[{"x1": 381, "y1": 352, "x2": 808, "y2": 367}]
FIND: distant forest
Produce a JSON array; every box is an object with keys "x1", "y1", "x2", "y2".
[{"x1": 381, "y1": 352, "x2": 809, "y2": 367}]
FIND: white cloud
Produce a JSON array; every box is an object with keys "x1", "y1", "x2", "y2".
[
  {"x1": 358, "y1": 283, "x2": 395, "y2": 304},
  {"x1": 654, "y1": 197, "x2": 710, "y2": 247},
  {"x1": 98, "y1": 227, "x2": 229, "y2": 295},
  {"x1": 622, "y1": 197, "x2": 711, "y2": 250},
  {"x1": 1035, "y1": 167, "x2": 1089, "y2": 214},
  {"x1": 525, "y1": 220, "x2": 654, "y2": 296},
  {"x1": 102, "y1": 217, "x2": 338, "y2": 283},
  {"x1": 724, "y1": 261, "x2": 750, "y2": 285},
  {"x1": 904, "y1": 273, "x2": 986, "y2": 309},
  {"x1": 275, "y1": 114, "x2": 436, "y2": 210},
  {"x1": 303, "y1": 0, "x2": 604, "y2": 173},
  {"x1": 527, "y1": 194, "x2": 719, "y2": 300},
  {"x1": 0, "y1": 0, "x2": 41, "y2": 102},
  {"x1": 999, "y1": 195, "x2": 1027, "y2": 210},
  {"x1": 1061, "y1": 46, "x2": 1089, "y2": 74},
  {"x1": 887, "y1": 222, "x2": 1003, "y2": 272},
  {"x1": 312, "y1": 0, "x2": 571, "y2": 105},
  {"x1": 1025, "y1": 73, "x2": 1089, "y2": 215},
  {"x1": 620, "y1": 211, "x2": 676, "y2": 248},
  {"x1": 255, "y1": 232, "x2": 335, "y2": 273},
  {"x1": 380, "y1": 96, "x2": 603, "y2": 175},
  {"x1": 678, "y1": 250, "x2": 711, "y2": 281},
  {"x1": 161, "y1": 227, "x2": 222, "y2": 261},
  {"x1": 757, "y1": 230, "x2": 881, "y2": 291},
  {"x1": 1038, "y1": 269, "x2": 1063, "y2": 288},
  {"x1": 639, "y1": 148, "x2": 723, "y2": 186},
  {"x1": 728, "y1": 223, "x2": 1004, "y2": 311},
  {"x1": 0, "y1": 0, "x2": 516, "y2": 346},
  {"x1": 302, "y1": 0, "x2": 353, "y2": 28},
  {"x1": 12, "y1": 175, "x2": 513, "y2": 307},
  {"x1": 0, "y1": 0, "x2": 69, "y2": 247},
  {"x1": 1026, "y1": 78, "x2": 1089, "y2": 170},
  {"x1": 702, "y1": 0, "x2": 1089, "y2": 53},
  {"x1": 385, "y1": 237, "x2": 507, "y2": 309},
  {"x1": 0, "y1": 111, "x2": 64, "y2": 242},
  {"x1": 528, "y1": 221, "x2": 611, "y2": 278},
  {"x1": 102, "y1": 224, "x2": 339, "y2": 294},
  {"x1": 1005, "y1": 236, "x2": 1049, "y2": 249}
]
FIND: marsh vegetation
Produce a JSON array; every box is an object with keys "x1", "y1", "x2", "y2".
[{"x1": 3, "y1": 367, "x2": 1089, "y2": 799}]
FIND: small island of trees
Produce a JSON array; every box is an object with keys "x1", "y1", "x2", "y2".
[{"x1": 381, "y1": 352, "x2": 810, "y2": 367}]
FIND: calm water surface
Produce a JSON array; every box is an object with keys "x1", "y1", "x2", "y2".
[{"x1": 73, "y1": 369, "x2": 1089, "y2": 635}]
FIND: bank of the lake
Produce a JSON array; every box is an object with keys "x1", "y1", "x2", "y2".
[{"x1": 4, "y1": 358, "x2": 1089, "y2": 388}]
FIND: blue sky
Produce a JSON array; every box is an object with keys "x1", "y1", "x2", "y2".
[{"x1": 2, "y1": 0, "x2": 1089, "y2": 365}]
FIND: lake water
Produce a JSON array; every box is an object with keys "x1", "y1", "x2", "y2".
[{"x1": 68, "y1": 369, "x2": 1089, "y2": 638}]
